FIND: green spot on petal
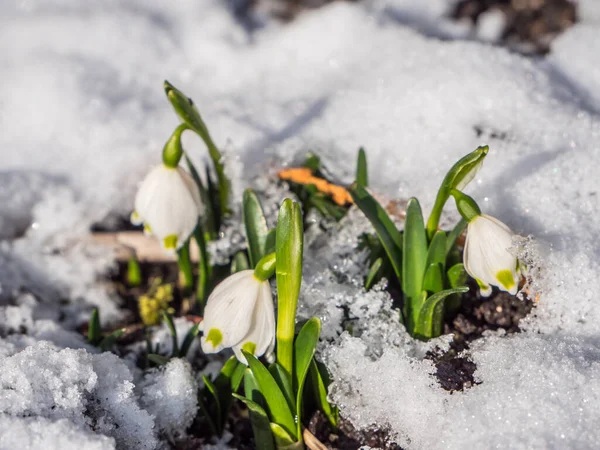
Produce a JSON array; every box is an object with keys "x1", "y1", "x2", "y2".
[
  {"x1": 496, "y1": 269, "x2": 515, "y2": 291},
  {"x1": 206, "y1": 328, "x2": 223, "y2": 348},
  {"x1": 242, "y1": 341, "x2": 256, "y2": 355},
  {"x1": 163, "y1": 234, "x2": 177, "y2": 249},
  {"x1": 144, "y1": 223, "x2": 152, "y2": 234},
  {"x1": 130, "y1": 211, "x2": 140, "y2": 224}
]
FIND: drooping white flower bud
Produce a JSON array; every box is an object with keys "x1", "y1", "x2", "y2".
[
  {"x1": 200, "y1": 270, "x2": 275, "y2": 364},
  {"x1": 131, "y1": 164, "x2": 203, "y2": 251},
  {"x1": 463, "y1": 214, "x2": 523, "y2": 297}
]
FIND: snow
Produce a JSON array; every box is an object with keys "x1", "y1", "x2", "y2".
[
  {"x1": 139, "y1": 359, "x2": 198, "y2": 437},
  {"x1": 1, "y1": 0, "x2": 600, "y2": 448}
]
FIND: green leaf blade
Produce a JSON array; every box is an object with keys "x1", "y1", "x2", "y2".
[
  {"x1": 243, "y1": 189, "x2": 270, "y2": 268},
  {"x1": 88, "y1": 308, "x2": 102, "y2": 346},
  {"x1": 309, "y1": 360, "x2": 338, "y2": 428},
  {"x1": 402, "y1": 198, "x2": 428, "y2": 331},
  {"x1": 293, "y1": 317, "x2": 321, "y2": 438},
  {"x1": 365, "y1": 257, "x2": 383, "y2": 290},
  {"x1": 349, "y1": 183, "x2": 403, "y2": 282},
  {"x1": 244, "y1": 351, "x2": 297, "y2": 439},
  {"x1": 415, "y1": 286, "x2": 469, "y2": 339},
  {"x1": 356, "y1": 147, "x2": 368, "y2": 187},
  {"x1": 233, "y1": 394, "x2": 276, "y2": 450}
]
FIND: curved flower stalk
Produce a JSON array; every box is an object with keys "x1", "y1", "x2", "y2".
[
  {"x1": 201, "y1": 256, "x2": 276, "y2": 364},
  {"x1": 132, "y1": 163, "x2": 203, "y2": 251},
  {"x1": 452, "y1": 189, "x2": 524, "y2": 296}
]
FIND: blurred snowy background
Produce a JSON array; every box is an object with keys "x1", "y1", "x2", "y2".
[{"x1": 1, "y1": 0, "x2": 600, "y2": 449}]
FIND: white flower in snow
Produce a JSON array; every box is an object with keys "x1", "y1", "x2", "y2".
[
  {"x1": 201, "y1": 270, "x2": 275, "y2": 364},
  {"x1": 464, "y1": 214, "x2": 524, "y2": 297},
  {"x1": 131, "y1": 164, "x2": 202, "y2": 251}
]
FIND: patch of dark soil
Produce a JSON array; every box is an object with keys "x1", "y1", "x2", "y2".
[
  {"x1": 446, "y1": 281, "x2": 535, "y2": 351},
  {"x1": 427, "y1": 280, "x2": 535, "y2": 392},
  {"x1": 309, "y1": 410, "x2": 403, "y2": 450},
  {"x1": 451, "y1": 0, "x2": 576, "y2": 54}
]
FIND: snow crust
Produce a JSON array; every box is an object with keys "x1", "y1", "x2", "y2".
[{"x1": 1, "y1": 0, "x2": 600, "y2": 448}]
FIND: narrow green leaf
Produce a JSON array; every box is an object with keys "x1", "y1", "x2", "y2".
[
  {"x1": 356, "y1": 147, "x2": 368, "y2": 187},
  {"x1": 294, "y1": 317, "x2": 321, "y2": 438},
  {"x1": 197, "y1": 394, "x2": 219, "y2": 437},
  {"x1": 215, "y1": 356, "x2": 246, "y2": 392},
  {"x1": 88, "y1": 308, "x2": 102, "y2": 346},
  {"x1": 179, "y1": 322, "x2": 200, "y2": 357},
  {"x1": 446, "y1": 218, "x2": 467, "y2": 256},
  {"x1": 422, "y1": 262, "x2": 444, "y2": 294},
  {"x1": 447, "y1": 263, "x2": 468, "y2": 289},
  {"x1": 243, "y1": 189, "x2": 270, "y2": 268},
  {"x1": 193, "y1": 224, "x2": 210, "y2": 311},
  {"x1": 186, "y1": 156, "x2": 216, "y2": 240},
  {"x1": 244, "y1": 368, "x2": 267, "y2": 410},
  {"x1": 205, "y1": 165, "x2": 223, "y2": 231},
  {"x1": 231, "y1": 363, "x2": 246, "y2": 392},
  {"x1": 265, "y1": 229, "x2": 277, "y2": 255},
  {"x1": 276, "y1": 199, "x2": 304, "y2": 384},
  {"x1": 162, "y1": 312, "x2": 179, "y2": 358},
  {"x1": 244, "y1": 351, "x2": 297, "y2": 439},
  {"x1": 422, "y1": 231, "x2": 447, "y2": 293},
  {"x1": 147, "y1": 354, "x2": 170, "y2": 366},
  {"x1": 233, "y1": 394, "x2": 276, "y2": 450},
  {"x1": 403, "y1": 198, "x2": 428, "y2": 331},
  {"x1": 203, "y1": 375, "x2": 222, "y2": 427},
  {"x1": 310, "y1": 195, "x2": 347, "y2": 221},
  {"x1": 270, "y1": 423, "x2": 297, "y2": 449},
  {"x1": 269, "y1": 363, "x2": 295, "y2": 413},
  {"x1": 415, "y1": 287, "x2": 469, "y2": 338},
  {"x1": 349, "y1": 183, "x2": 403, "y2": 282},
  {"x1": 309, "y1": 360, "x2": 338, "y2": 428},
  {"x1": 99, "y1": 329, "x2": 124, "y2": 352},
  {"x1": 365, "y1": 257, "x2": 383, "y2": 290},
  {"x1": 231, "y1": 251, "x2": 250, "y2": 274},
  {"x1": 426, "y1": 230, "x2": 447, "y2": 268}
]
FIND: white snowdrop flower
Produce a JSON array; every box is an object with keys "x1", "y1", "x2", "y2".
[
  {"x1": 131, "y1": 164, "x2": 202, "y2": 251},
  {"x1": 464, "y1": 214, "x2": 523, "y2": 297},
  {"x1": 201, "y1": 270, "x2": 275, "y2": 365}
]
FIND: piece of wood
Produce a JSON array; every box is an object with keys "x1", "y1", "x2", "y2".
[{"x1": 89, "y1": 231, "x2": 200, "y2": 263}]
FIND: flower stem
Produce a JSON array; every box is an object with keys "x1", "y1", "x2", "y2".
[
  {"x1": 177, "y1": 239, "x2": 194, "y2": 296},
  {"x1": 450, "y1": 189, "x2": 481, "y2": 222},
  {"x1": 162, "y1": 123, "x2": 189, "y2": 168},
  {"x1": 194, "y1": 225, "x2": 210, "y2": 315},
  {"x1": 254, "y1": 252, "x2": 276, "y2": 281},
  {"x1": 425, "y1": 146, "x2": 488, "y2": 240}
]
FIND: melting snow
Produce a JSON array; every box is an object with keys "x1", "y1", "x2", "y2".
[{"x1": 1, "y1": 0, "x2": 600, "y2": 448}]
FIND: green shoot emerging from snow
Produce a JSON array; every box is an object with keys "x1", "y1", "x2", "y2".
[{"x1": 352, "y1": 146, "x2": 525, "y2": 339}]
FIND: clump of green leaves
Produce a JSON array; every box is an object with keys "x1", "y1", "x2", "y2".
[
  {"x1": 234, "y1": 199, "x2": 336, "y2": 448},
  {"x1": 350, "y1": 146, "x2": 489, "y2": 339}
]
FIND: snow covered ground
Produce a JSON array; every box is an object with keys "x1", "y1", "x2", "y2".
[{"x1": 1, "y1": 0, "x2": 600, "y2": 448}]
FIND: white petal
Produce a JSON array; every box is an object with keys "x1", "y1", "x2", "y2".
[
  {"x1": 178, "y1": 167, "x2": 204, "y2": 214},
  {"x1": 232, "y1": 281, "x2": 275, "y2": 364},
  {"x1": 134, "y1": 164, "x2": 202, "y2": 249},
  {"x1": 464, "y1": 215, "x2": 519, "y2": 294},
  {"x1": 200, "y1": 270, "x2": 261, "y2": 354}
]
